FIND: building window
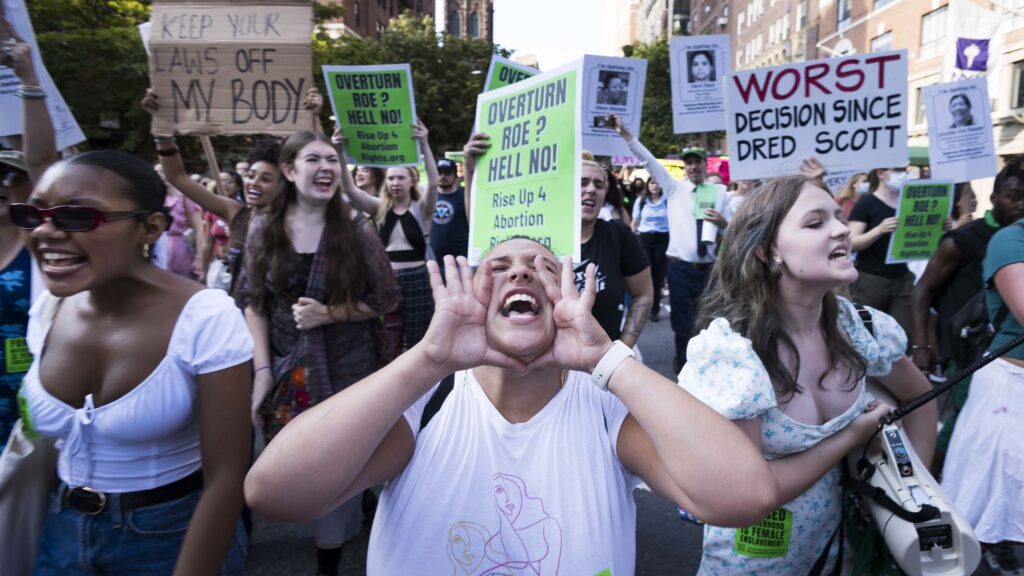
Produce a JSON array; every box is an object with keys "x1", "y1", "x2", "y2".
[
  {"x1": 737, "y1": 10, "x2": 744, "y2": 33},
  {"x1": 871, "y1": 31, "x2": 892, "y2": 52},
  {"x1": 915, "y1": 86, "x2": 926, "y2": 125},
  {"x1": 797, "y1": 0, "x2": 807, "y2": 30},
  {"x1": 875, "y1": 0, "x2": 894, "y2": 8},
  {"x1": 837, "y1": 0, "x2": 852, "y2": 30},
  {"x1": 919, "y1": 6, "x2": 947, "y2": 60},
  {"x1": 1013, "y1": 61, "x2": 1024, "y2": 108},
  {"x1": 449, "y1": 12, "x2": 460, "y2": 36},
  {"x1": 354, "y1": 1, "x2": 361, "y2": 27},
  {"x1": 468, "y1": 11, "x2": 479, "y2": 37}
]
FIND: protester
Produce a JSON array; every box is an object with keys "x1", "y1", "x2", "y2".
[
  {"x1": 941, "y1": 215, "x2": 1024, "y2": 574},
  {"x1": 429, "y1": 158, "x2": 469, "y2": 262},
  {"x1": 245, "y1": 243, "x2": 780, "y2": 574},
  {"x1": 952, "y1": 182, "x2": 978, "y2": 228},
  {"x1": 219, "y1": 170, "x2": 244, "y2": 204},
  {"x1": 911, "y1": 166, "x2": 1024, "y2": 471},
  {"x1": 161, "y1": 171, "x2": 204, "y2": 281},
  {"x1": 631, "y1": 176, "x2": 670, "y2": 322},
  {"x1": 600, "y1": 166, "x2": 633, "y2": 224},
  {"x1": 16, "y1": 150, "x2": 252, "y2": 575},
  {"x1": 0, "y1": 31, "x2": 57, "y2": 442},
  {"x1": 610, "y1": 115, "x2": 731, "y2": 374},
  {"x1": 848, "y1": 166, "x2": 915, "y2": 337},
  {"x1": 353, "y1": 166, "x2": 385, "y2": 199},
  {"x1": 143, "y1": 89, "x2": 283, "y2": 305},
  {"x1": 241, "y1": 130, "x2": 399, "y2": 574},
  {"x1": 835, "y1": 172, "x2": 867, "y2": 220},
  {"x1": 683, "y1": 175, "x2": 936, "y2": 574},
  {"x1": 336, "y1": 120, "x2": 439, "y2": 352}
]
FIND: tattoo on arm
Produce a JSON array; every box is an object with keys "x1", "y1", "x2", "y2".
[{"x1": 620, "y1": 302, "x2": 652, "y2": 345}]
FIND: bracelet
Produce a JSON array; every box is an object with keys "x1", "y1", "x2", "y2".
[
  {"x1": 157, "y1": 146, "x2": 180, "y2": 157},
  {"x1": 254, "y1": 365, "x2": 271, "y2": 374},
  {"x1": 590, "y1": 340, "x2": 636, "y2": 391},
  {"x1": 910, "y1": 345, "x2": 931, "y2": 351},
  {"x1": 153, "y1": 134, "x2": 176, "y2": 146},
  {"x1": 16, "y1": 86, "x2": 46, "y2": 100}
]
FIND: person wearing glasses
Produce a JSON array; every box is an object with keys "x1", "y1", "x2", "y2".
[{"x1": 13, "y1": 150, "x2": 254, "y2": 575}]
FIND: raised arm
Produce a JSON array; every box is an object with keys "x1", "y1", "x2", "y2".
[
  {"x1": 331, "y1": 125, "x2": 382, "y2": 215},
  {"x1": 245, "y1": 257, "x2": 527, "y2": 522},
  {"x1": 6, "y1": 31, "x2": 58, "y2": 182},
  {"x1": 303, "y1": 87, "x2": 325, "y2": 134},
  {"x1": 415, "y1": 119, "x2": 439, "y2": 229},
  {"x1": 142, "y1": 90, "x2": 242, "y2": 221},
  {"x1": 461, "y1": 132, "x2": 491, "y2": 217},
  {"x1": 608, "y1": 114, "x2": 680, "y2": 197}
]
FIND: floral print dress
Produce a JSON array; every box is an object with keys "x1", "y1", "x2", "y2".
[{"x1": 679, "y1": 298, "x2": 906, "y2": 575}]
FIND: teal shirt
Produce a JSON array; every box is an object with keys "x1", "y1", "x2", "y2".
[{"x1": 983, "y1": 218, "x2": 1024, "y2": 360}]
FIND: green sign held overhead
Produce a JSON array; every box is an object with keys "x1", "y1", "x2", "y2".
[
  {"x1": 484, "y1": 55, "x2": 539, "y2": 92},
  {"x1": 469, "y1": 62, "x2": 583, "y2": 264},
  {"x1": 322, "y1": 64, "x2": 420, "y2": 166},
  {"x1": 887, "y1": 181, "x2": 954, "y2": 264}
]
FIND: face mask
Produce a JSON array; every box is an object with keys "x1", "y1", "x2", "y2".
[
  {"x1": 856, "y1": 182, "x2": 870, "y2": 195},
  {"x1": 885, "y1": 172, "x2": 907, "y2": 192}
]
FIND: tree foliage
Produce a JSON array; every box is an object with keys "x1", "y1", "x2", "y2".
[{"x1": 313, "y1": 13, "x2": 508, "y2": 157}]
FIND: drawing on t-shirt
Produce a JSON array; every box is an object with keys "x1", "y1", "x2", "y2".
[
  {"x1": 434, "y1": 199, "x2": 455, "y2": 225},
  {"x1": 573, "y1": 259, "x2": 607, "y2": 293},
  {"x1": 446, "y1": 473, "x2": 563, "y2": 575}
]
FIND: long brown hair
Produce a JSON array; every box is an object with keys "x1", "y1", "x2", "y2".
[
  {"x1": 695, "y1": 175, "x2": 867, "y2": 401},
  {"x1": 250, "y1": 131, "x2": 367, "y2": 308}
]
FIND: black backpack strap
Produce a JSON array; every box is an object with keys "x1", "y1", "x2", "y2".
[
  {"x1": 853, "y1": 303, "x2": 875, "y2": 338},
  {"x1": 419, "y1": 373, "x2": 456, "y2": 431}
]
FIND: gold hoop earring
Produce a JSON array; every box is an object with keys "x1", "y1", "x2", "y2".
[{"x1": 142, "y1": 243, "x2": 151, "y2": 259}]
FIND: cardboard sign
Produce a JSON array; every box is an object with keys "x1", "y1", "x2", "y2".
[
  {"x1": 669, "y1": 34, "x2": 731, "y2": 134},
  {"x1": 469, "y1": 61, "x2": 583, "y2": 265},
  {"x1": 887, "y1": 181, "x2": 954, "y2": 263},
  {"x1": 484, "y1": 55, "x2": 538, "y2": 92},
  {"x1": 581, "y1": 55, "x2": 647, "y2": 157},
  {"x1": 147, "y1": 0, "x2": 313, "y2": 135},
  {"x1": 323, "y1": 64, "x2": 420, "y2": 167},
  {"x1": 924, "y1": 78, "x2": 997, "y2": 183},
  {"x1": 725, "y1": 50, "x2": 908, "y2": 181},
  {"x1": 0, "y1": 0, "x2": 86, "y2": 149}
]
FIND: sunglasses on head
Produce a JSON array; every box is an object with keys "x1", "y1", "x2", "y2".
[{"x1": 9, "y1": 203, "x2": 152, "y2": 232}]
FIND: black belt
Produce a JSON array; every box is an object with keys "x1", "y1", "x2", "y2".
[
  {"x1": 667, "y1": 256, "x2": 713, "y2": 270},
  {"x1": 61, "y1": 470, "x2": 203, "y2": 516}
]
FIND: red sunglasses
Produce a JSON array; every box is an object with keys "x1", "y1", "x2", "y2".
[{"x1": 9, "y1": 203, "x2": 152, "y2": 232}]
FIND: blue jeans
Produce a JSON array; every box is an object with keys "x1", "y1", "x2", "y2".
[
  {"x1": 34, "y1": 489, "x2": 247, "y2": 575},
  {"x1": 666, "y1": 260, "x2": 711, "y2": 368}
]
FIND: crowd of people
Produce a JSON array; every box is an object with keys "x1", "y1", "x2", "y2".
[{"x1": 2, "y1": 25, "x2": 1024, "y2": 576}]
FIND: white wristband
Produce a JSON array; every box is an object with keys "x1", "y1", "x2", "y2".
[{"x1": 590, "y1": 341, "x2": 636, "y2": 391}]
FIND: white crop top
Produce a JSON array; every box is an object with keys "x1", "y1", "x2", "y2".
[{"x1": 21, "y1": 289, "x2": 253, "y2": 492}]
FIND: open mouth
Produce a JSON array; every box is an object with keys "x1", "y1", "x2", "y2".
[
  {"x1": 314, "y1": 176, "x2": 334, "y2": 191},
  {"x1": 581, "y1": 199, "x2": 597, "y2": 209},
  {"x1": 40, "y1": 250, "x2": 88, "y2": 276},
  {"x1": 501, "y1": 292, "x2": 539, "y2": 317},
  {"x1": 829, "y1": 246, "x2": 850, "y2": 260}
]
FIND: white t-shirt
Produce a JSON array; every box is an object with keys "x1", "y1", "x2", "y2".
[{"x1": 367, "y1": 370, "x2": 642, "y2": 575}]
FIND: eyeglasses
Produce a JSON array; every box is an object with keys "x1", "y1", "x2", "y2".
[
  {"x1": 9, "y1": 203, "x2": 152, "y2": 232},
  {"x1": 1, "y1": 169, "x2": 26, "y2": 188}
]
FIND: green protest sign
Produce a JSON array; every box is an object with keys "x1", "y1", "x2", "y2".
[
  {"x1": 444, "y1": 150, "x2": 465, "y2": 162},
  {"x1": 693, "y1": 183, "x2": 718, "y2": 218},
  {"x1": 734, "y1": 508, "x2": 792, "y2": 558},
  {"x1": 469, "y1": 62, "x2": 583, "y2": 264},
  {"x1": 484, "y1": 55, "x2": 539, "y2": 92},
  {"x1": 322, "y1": 64, "x2": 420, "y2": 166},
  {"x1": 886, "y1": 181, "x2": 954, "y2": 263}
]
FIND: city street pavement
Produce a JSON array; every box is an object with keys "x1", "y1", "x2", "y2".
[{"x1": 247, "y1": 300, "x2": 704, "y2": 575}]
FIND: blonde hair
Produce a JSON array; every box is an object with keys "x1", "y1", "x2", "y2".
[
  {"x1": 836, "y1": 172, "x2": 866, "y2": 203},
  {"x1": 376, "y1": 166, "x2": 422, "y2": 224}
]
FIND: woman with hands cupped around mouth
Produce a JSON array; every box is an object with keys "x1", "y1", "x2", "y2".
[{"x1": 246, "y1": 240, "x2": 779, "y2": 575}]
